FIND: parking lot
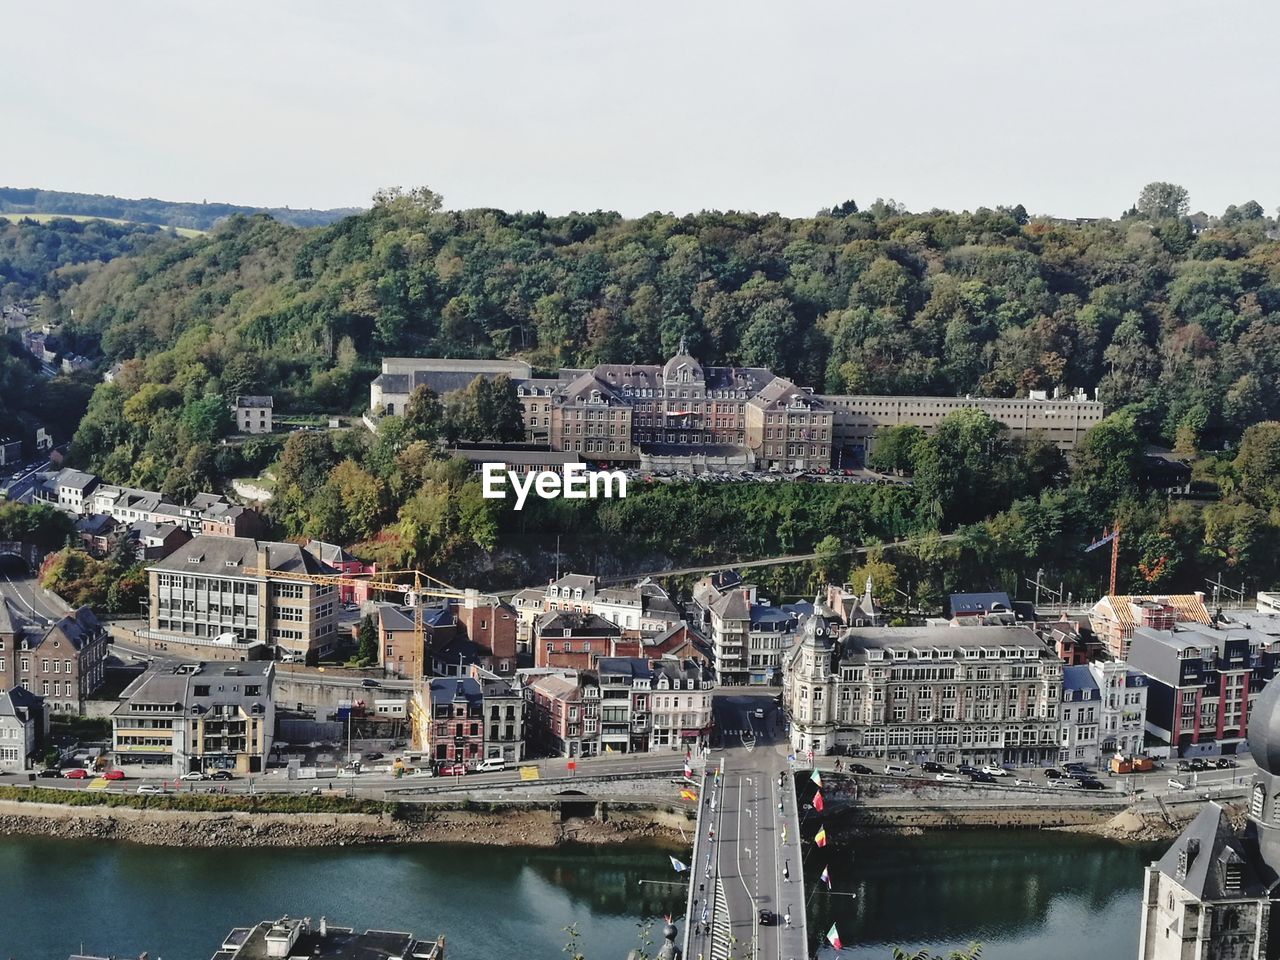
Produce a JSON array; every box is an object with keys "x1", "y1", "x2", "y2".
[{"x1": 611, "y1": 466, "x2": 911, "y2": 487}]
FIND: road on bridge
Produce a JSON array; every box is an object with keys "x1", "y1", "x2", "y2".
[{"x1": 687, "y1": 691, "x2": 810, "y2": 960}]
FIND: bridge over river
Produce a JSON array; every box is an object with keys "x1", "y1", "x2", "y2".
[{"x1": 682, "y1": 694, "x2": 811, "y2": 960}]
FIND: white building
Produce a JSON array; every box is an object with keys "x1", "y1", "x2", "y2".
[
  {"x1": 232, "y1": 395, "x2": 273, "y2": 434},
  {"x1": 0, "y1": 687, "x2": 46, "y2": 772}
]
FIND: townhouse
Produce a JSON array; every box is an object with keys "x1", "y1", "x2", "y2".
[{"x1": 0, "y1": 603, "x2": 108, "y2": 715}]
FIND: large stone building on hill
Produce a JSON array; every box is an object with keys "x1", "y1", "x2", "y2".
[{"x1": 373, "y1": 347, "x2": 1102, "y2": 471}]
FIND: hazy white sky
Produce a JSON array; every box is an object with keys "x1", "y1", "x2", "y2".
[{"x1": 2, "y1": 1, "x2": 1275, "y2": 219}]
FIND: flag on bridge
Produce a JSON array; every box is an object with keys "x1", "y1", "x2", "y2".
[
  {"x1": 827, "y1": 923, "x2": 843, "y2": 950},
  {"x1": 813, "y1": 790, "x2": 825, "y2": 812},
  {"x1": 684, "y1": 750, "x2": 693, "y2": 779},
  {"x1": 669, "y1": 856, "x2": 688, "y2": 873},
  {"x1": 811, "y1": 768, "x2": 822, "y2": 787},
  {"x1": 680, "y1": 788, "x2": 697, "y2": 802},
  {"x1": 815, "y1": 825, "x2": 828, "y2": 847},
  {"x1": 820, "y1": 865, "x2": 831, "y2": 889}
]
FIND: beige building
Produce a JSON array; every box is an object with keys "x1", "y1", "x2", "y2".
[
  {"x1": 820, "y1": 389, "x2": 1104, "y2": 459},
  {"x1": 112, "y1": 660, "x2": 274, "y2": 775},
  {"x1": 785, "y1": 615, "x2": 1063, "y2": 765},
  {"x1": 370, "y1": 357, "x2": 533, "y2": 416},
  {"x1": 232, "y1": 395, "x2": 273, "y2": 434},
  {"x1": 146, "y1": 536, "x2": 340, "y2": 661}
]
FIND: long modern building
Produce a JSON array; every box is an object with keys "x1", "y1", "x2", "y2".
[
  {"x1": 784, "y1": 614, "x2": 1064, "y2": 765},
  {"x1": 146, "y1": 536, "x2": 340, "y2": 662},
  {"x1": 369, "y1": 357, "x2": 533, "y2": 416}
]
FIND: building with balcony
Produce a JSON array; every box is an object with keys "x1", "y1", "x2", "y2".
[
  {"x1": 785, "y1": 613, "x2": 1064, "y2": 765},
  {"x1": 1127, "y1": 617, "x2": 1280, "y2": 757},
  {"x1": 413, "y1": 677, "x2": 485, "y2": 767},
  {"x1": 111, "y1": 660, "x2": 274, "y2": 775},
  {"x1": 147, "y1": 536, "x2": 340, "y2": 661},
  {"x1": 1060, "y1": 661, "x2": 1147, "y2": 766}
]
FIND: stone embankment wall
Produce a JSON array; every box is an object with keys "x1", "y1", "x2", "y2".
[{"x1": 0, "y1": 799, "x2": 688, "y2": 849}]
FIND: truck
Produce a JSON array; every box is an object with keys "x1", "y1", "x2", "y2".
[{"x1": 1110, "y1": 754, "x2": 1155, "y2": 774}]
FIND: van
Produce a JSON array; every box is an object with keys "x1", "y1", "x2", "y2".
[
  {"x1": 884, "y1": 763, "x2": 911, "y2": 776},
  {"x1": 476, "y1": 757, "x2": 507, "y2": 773}
]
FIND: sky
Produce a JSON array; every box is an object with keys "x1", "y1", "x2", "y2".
[{"x1": 2, "y1": 1, "x2": 1276, "y2": 220}]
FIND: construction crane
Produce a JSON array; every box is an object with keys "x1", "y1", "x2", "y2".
[
  {"x1": 1085, "y1": 525, "x2": 1121, "y2": 597},
  {"x1": 241, "y1": 565, "x2": 496, "y2": 681}
]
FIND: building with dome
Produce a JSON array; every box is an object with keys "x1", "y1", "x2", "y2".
[{"x1": 1138, "y1": 676, "x2": 1280, "y2": 960}]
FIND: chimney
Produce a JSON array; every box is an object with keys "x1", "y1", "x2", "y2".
[{"x1": 1195, "y1": 590, "x2": 1206, "y2": 603}]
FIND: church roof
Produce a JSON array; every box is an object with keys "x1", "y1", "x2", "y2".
[{"x1": 1153, "y1": 803, "x2": 1269, "y2": 901}]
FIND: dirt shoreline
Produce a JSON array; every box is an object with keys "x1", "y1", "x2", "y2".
[
  {"x1": 0, "y1": 799, "x2": 691, "y2": 849},
  {"x1": 0, "y1": 796, "x2": 1227, "y2": 848}
]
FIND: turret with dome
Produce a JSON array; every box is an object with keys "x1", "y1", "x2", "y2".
[{"x1": 662, "y1": 338, "x2": 704, "y2": 384}]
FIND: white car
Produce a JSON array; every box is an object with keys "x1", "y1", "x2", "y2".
[
  {"x1": 981, "y1": 765, "x2": 1010, "y2": 777},
  {"x1": 1013, "y1": 778, "x2": 1036, "y2": 787},
  {"x1": 1168, "y1": 777, "x2": 1190, "y2": 791},
  {"x1": 935, "y1": 772, "x2": 963, "y2": 782},
  {"x1": 1050, "y1": 777, "x2": 1081, "y2": 788},
  {"x1": 180, "y1": 771, "x2": 206, "y2": 781},
  {"x1": 136, "y1": 784, "x2": 165, "y2": 795}
]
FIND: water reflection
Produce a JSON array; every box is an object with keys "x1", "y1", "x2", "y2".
[{"x1": 808, "y1": 831, "x2": 1161, "y2": 960}]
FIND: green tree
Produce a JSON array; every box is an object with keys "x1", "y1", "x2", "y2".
[
  {"x1": 1234, "y1": 421, "x2": 1280, "y2": 510},
  {"x1": 357, "y1": 614, "x2": 378, "y2": 666},
  {"x1": 1135, "y1": 181, "x2": 1190, "y2": 220}
]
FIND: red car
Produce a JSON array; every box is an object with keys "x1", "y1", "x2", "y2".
[
  {"x1": 439, "y1": 763, "x2": 467, "y2": 776},
  {"x1": 103, "y1": 769, "x2": 126, "y2": 781},
  {"x1": 62, "y1": 768, "x2": 89, "y2": 779}
]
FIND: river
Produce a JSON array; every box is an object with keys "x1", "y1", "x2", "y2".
[{"x1": 0, "y1": 830, "x2": 1159, "y2": 960}]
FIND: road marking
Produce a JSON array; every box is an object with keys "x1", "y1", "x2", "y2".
[{"x1": 519, "y1": 766, "x2": 539, "y2": 781}]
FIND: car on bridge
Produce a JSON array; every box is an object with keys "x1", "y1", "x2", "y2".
[
  {"x1": 847, "y1": 763, "x2": 873, "y2": 775},
  {"x1": 62, "y1": 768, "x2": 89, "y2": 779},
  {"x1": 758, "y1": 909, "x2": 775, "y2": 926},
  {"x1": 935, "y1": 772, "x2": 963, "y2": 782}
]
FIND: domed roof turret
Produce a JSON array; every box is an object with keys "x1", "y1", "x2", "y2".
[
  {"x1": 1250, "y1": 677, "x2": 1280, "y2": 775},
  {"x1": 663, "y1": 337, "x2": 703, "y2": 382}
]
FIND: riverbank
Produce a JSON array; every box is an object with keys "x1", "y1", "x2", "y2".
[{"x1": 0, "y1": 798, "x2": 690, "y2": 848}]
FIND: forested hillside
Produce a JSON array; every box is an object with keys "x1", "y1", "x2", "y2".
[
  {"x1": 0, "y1": 187, "x2": 361, "y2": 231},
  {"x1": 5, "y1": 184, "x2": 1277, "y2": 600}
]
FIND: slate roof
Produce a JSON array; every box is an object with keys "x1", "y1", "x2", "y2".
[
  {"x1": 149, "y1": 536, "x2": 337, "y2": 577},
  {"x1": 234, "y1": 395, "x2": 273, "y2": 408},
  {"x1": 1153, "y1": 803, "x2": 1269, "y2": 901},
  {"x1": 711, "y1": 589, "x2": 752, "y2": 621},
  {"x1": 0, "y1": 686, "x2": 43, "y2": 718},
  {"x1": 948, "y1": 592, "x2": 1014, "y2": 616},
  {"x1": 1062, "y1": 664, "x2": 1100, "y2": 696}
]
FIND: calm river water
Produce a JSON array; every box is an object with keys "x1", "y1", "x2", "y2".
[{"x1": 0, "y1": 830, "x2": 1160, "y2": 960}]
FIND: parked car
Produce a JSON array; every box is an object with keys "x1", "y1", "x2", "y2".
[
  {"x1": 921, "y1": 761, "x2": 947, "y2": 773},
  {"x1": 210, "y1": 770, "x2": 233, "y2": 781},
  {"x1": 1050, "y1": 777, "x2": 1081, "y2": 788},
  {"x1": 956, "y1": 764, "x2": 980, "y2": 776},
  {"x1": 935, "y1": 772, "x2": 963, "y2": 782},
  {"x1": 847, "y1": 763, "x2": 873, "y2": 775},
  {"x1": 475, "y1": 757, "x2": 507, "y2": 773},
  {"x1": 37, "y1": 768, "x2": 62, "y2": 778},
  {"x1": 364, "y1": 751, "x2": 384, "y2": 761},
  {"x1": 439, "y1": 763, "x2": 467, "y2": 777},
  {"x1": 62, "y1": 768, "x2": 90, "y2": 779},
  {"x1": 361, "y1": 678, "x2": 381, "y2": 688},
  {"x1": 1063, "y1": 762, "x2": 1089, "y2": 774},
  {"x1": 1079, "y1": 778, "x2": 1106, "y2": 790},
  {"x1": 884, "y1": 763, "x2": 911, "y2": 776},
  {"x1": 180, "y1": 771, "x2": 206, "y2": 781},
  {"x1": 1168, "y1": 777, "x2": 1190, "y2": 791},
  {"x1": 981, "y1": 765, "x2": 1009, "y2": 777},
  {"x1": 969, "y1": 771, "x2": 996, "y2": 784},
  {"x1": 1178, "y1": 758, "x2": 1208, "y2": 772},
  {"x1": 1044, "y1": 768, "x2": 1064, "y2": 779},
  {"x1": 1215, "y1": 758, "x2": 1237, "y2": 769},
  {"x1": 136, "y1": 784, "x2": 164, "y2": 795},
  {"x1": 103, "y1": 769, "x2": 125, "y2": 781},
  {"x1": 1014, "y1": 777, "x2": 1036, "y2": 787}
]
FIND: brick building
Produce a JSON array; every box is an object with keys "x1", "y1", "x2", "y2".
[{"x1": 0, "y1": 603, "x2": 108, "y2": 715}]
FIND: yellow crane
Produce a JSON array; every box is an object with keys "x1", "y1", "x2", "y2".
[{"x1": 241, "y1": 565, "x2": 495, "y2": 680}]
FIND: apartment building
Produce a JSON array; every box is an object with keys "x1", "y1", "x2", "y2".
[
  {"x1": 785, "y1": 617, "x2": 1063, "y2": 765},
  {"x1": 147, "y1": 536, "x2": 340, "y2": 661},
  {"x1": 534, "y1": 610, "x2": 625, "y2": 670},
  {"x1": 597, "y1": 657, "x2": 712, "y2": 752},
  {"x1": 412, "y1": 677, "x2": 486, "y2": 767},
  {"x1": 454, "y1": 599, "x2": 518, "y2": 676},
  {"x1": 111, "y1": 660, "x2": 275, "y2": 775},
  {"x1": 476, "y1": 669, "x2": 525, "y2": 764},
  {"x1": 1127, "y1": 618, "x2": 1280, "y2": 756},
  {"x1": 523, "y1": 672, "x2": 601, "y2": 759},
  {"x1": 0, "y1": 687, "x2": 46, "y2": 772},
  {"x1": 1061, "y1": 662, "x2": 1147, "y2": 767},
  {"x1": 0, "y1": 603, "x2": 108, "y2": 715}
]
